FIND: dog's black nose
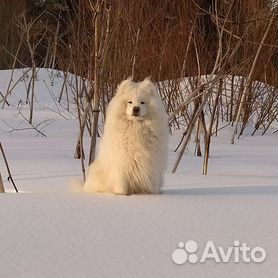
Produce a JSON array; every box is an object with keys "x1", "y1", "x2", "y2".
[{"x1": 133, "y1": 106, "x2": 140, "y2": 113}]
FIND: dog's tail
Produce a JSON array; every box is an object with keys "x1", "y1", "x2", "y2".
[{"x1": 69, "y1": 179, "x2": 84, "y2": 193}]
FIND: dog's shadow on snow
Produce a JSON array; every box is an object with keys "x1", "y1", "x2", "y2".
[{"x1": 162, "y1": 185, "x2": 278, "y2": 196}]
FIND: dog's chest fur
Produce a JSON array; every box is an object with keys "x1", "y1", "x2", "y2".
[
  {"x1": 121, "y1": 120, "x2": 158, "y2": 154},
  {"x1": 118, "y1": 120, "x2": 160, "y2": 191}
]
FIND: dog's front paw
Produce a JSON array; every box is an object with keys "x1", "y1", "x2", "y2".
[
  {"x1": 113, "y1": 185, "x2": 128, "y2": 195},
  {"x1": 113, "y1": 190, "x2": 128, "y2": 195}
]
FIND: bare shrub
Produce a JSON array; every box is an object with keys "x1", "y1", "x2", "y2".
[{"x1": 1, "y1": 0, "x2": 277, "y2": 175}]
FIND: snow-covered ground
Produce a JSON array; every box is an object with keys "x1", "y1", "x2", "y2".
[{"x1": 0, "y1": 69, "x2": 277, "y2": 278}]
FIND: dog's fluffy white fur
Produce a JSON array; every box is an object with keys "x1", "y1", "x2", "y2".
[{"x1": 83, "y1": 78, "x2": 168, "y2": 195}]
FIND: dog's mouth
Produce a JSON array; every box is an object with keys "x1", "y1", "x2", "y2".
[{"x1": 129, "y1": 114, "x2": 145, "y2": 120}]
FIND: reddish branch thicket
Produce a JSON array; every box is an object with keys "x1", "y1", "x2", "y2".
[
  {"x1": 58, "y1": 0, "x2": 277, "y2": 85},
  {"x1": 1, "y1": 0, "x2": 277, "y2": 175},
  {"x1": 0, "y1": 0, "x2": 27, "y2": 69}
]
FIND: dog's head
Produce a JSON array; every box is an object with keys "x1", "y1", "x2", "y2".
[{"x1": 116, "y1": 77, "x2": 157, "y2": 121}]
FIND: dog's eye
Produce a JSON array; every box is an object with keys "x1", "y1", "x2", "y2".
[
  {"x1": 128, "y1": 101, "x2": 132, "y2": 104},
  {"x1": 140, "y1": 101, "x2": 145, "y2": 104}
]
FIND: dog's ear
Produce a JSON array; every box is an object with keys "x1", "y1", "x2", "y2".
[
  {"x1": 116, "y1": 77, "x2": 133, "y2": 95},
  {"x1": 140, "y1": 77, "x2": 157, "y2": 95}
]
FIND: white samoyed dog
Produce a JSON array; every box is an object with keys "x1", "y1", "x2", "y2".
[{"x1": 83, "y1": 77, "x2": 168, "y2": 195}]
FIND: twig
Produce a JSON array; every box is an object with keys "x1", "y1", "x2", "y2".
[
  {"x1": 0, "y1": 142, "x2": 18, "y2": 193},
  {"x1": 0, "y1": 172, "x2": 4, "y2": 193},
  {"x1": 0, "y1": 92, "x2": 10, "y2": 106}
]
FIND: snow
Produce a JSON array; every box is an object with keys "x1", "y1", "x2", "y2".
[{"x1": 0, "y1": 68, "x2": 277, "y2": 278}]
